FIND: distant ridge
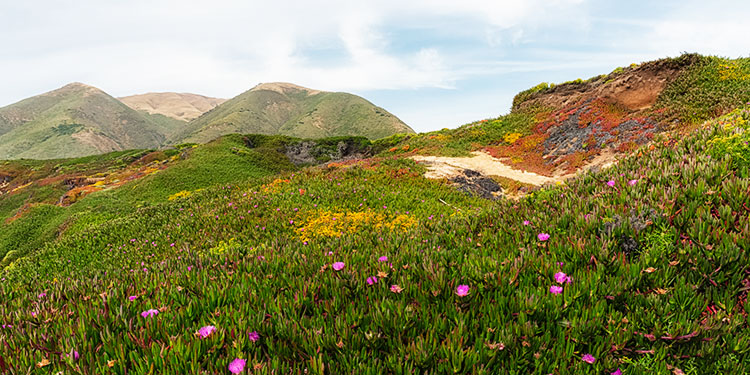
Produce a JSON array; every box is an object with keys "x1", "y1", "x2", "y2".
[
  {"x1": 171, "y1": 82, "x2": 414, "y2": 143},
  {"x1": 119, "y1": 92, "x2": 226, "y2": 122},
  {"x1": 0, "y1": 83, "x2": 180, "y2": 160}
]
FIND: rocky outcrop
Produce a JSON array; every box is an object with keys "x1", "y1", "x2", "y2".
[{"x1": 284, "y1": 138, "x2": 373, "y2": 166}]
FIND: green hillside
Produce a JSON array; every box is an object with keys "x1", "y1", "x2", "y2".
[
  {"x1": 173, "y1": 82, "x2": 414, "y2": 143},
  {"x1": 0, "y1": 55, "x2": 749, "y2": 373},
  {"x1": 0, "y1": 107, "x2": 748, "y2": 372},
  {"x1": 0, "y1": 83, "x2": 184, "y2": 160}
]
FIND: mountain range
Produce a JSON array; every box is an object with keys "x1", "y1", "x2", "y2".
[
  {"x1": 173, "y1": 82, "x2": 413, "y2": 144},
  {"x1": 0, "y1": 82, "x2": 413, "y2": 159}
]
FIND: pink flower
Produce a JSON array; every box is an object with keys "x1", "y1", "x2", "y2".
[
  {"x1": 128, "y1": 296, "x2": 137, "y2": 302},
  {"x1": 456, "y1": 285, "x2": 470, "y2": 297},
  {"x1": 390, "y1": 284, "x2": 403, "y2": 294},
  {"x1": 549, "y1": 285, "x2": 563, "y2": 294},
  {"x1": 607, "y1": 180, "x2": 615, "y2": 187},
  {"x1": 248, "y1": 331, "x2": 260, "y2": 342},
  {"x1": 523, "y1": 220, "x2": 530, "y2": 226},
  {"x1": 38, "y1": 292, "x2": 47, "y2": 299},
  {"x1": 196, "y1": 325, "x2": 216, "y2": 339},
  {"x1": 73, "y1": 351, "x2": 80, "y2": 360},
  {"x1": 628, "y1": 179, "x2": 638, "y2": 186},
  {"x1": 141, "y1": 309, "x2": 159, "y2": 318},
  {"x1": 553, "y1": 272, "x2": 569, "y2": 284},
  {"x1": 611, "y1": 369, "x2": 622, "y2": 375},
  {"x1": 378, "y1": 256, "x2": 388, "y2": 262},
  {"x1": 582, "y1": 354, "x2": 596, "y2": 364},
  {"x1": 228, "y1": 358, "x2": 246, "y2": 374},
  {"x1": 538, "y1": 233, "x2": 550, "y2": 241},
  {"x1": 366, "y1": 276, "x2": 378, "y2": 285},
  {"x1": 332, "y1": 262, "x2": 345, "y2": 271},
  {"x1": 187, "y1": 266, "x2": 192, "y2": 271}
]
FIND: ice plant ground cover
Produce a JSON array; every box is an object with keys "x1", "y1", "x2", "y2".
[{"x1": 0, "y1": 106, "x2": 748, "y2": 373}]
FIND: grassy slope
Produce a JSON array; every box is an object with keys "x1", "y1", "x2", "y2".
[
  {"x1": 0, "y1": 135, "x2": 297, "y2": 268},
  {"x1": 0, "y1": 84, "x2": 173, "y2": 160},
  {"x1": 175, "y1": 86, "x2": 413, "y2": 144},
  {"x1": 0, "y1": 106, "x2": 748, "y2": 372}
]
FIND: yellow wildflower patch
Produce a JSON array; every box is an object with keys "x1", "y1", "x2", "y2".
[
  {"x1": 718, "y1": 62, "x2": 750, "y2": 81},
  {"x1": 168, "y1": 190, "x2": 192, "y2": 201},
  {"x1": 503, "y1": 132, "x2": 523, "y2": 144},
  {"x1": 296, "y1": 210, "x2": 417, "y2": 242}
]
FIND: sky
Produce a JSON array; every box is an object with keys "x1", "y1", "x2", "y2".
[{"x1": 1, "y1": 0, "x2": 750, "y2": 132}]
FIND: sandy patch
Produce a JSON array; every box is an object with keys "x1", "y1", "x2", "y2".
[{"x1": 412, "y1": 151, "x2": 556, "y2": 186}]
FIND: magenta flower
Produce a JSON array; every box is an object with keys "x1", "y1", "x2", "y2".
[
  {"x1": 141, "y1": 309, "x2": 159, "y2": 318},
  {"x1": 248, "y1": 331, "x2": 260, "y2": 342},
  {"x1": 366, "y1": 276, "x2": 378, "y2": 285},
  {"x1": 73, "y1": 351, "x2": 80, "y2": 360},
  {"x1": 128, "y1": 295, "x2": 137, "y2": 302},
  {"x1": 553, "y1": 272, "x2": 569, "y2": 284},
  {"x1": 38, "y1": 292, "x2": 47, "y2": 299},
  {"x1": 523, "y1": 220, "x2": 530, "y2": 226},
  {"x1": 538, "y1": 233, "x2": 550, "y2": 241},
  {"x1": 332, "y1": 262, "x2": 345, "y2": 271},
  {"x1": 549, "y1": 285, "x2": 563, "y2": 294},
  {"x1": 196, "y1": 325, "x2": 216, "y2": 339},
  {"x1": 378, "y1": 256, "x2": 388, "y2": 262},
  {"x1": 228, "y1": 358, "x2": 246, "y2": 374},
  {"x1": 611, "y1": 369, "x2": 622, "y2": 375},
  {"x1": 607, "y1": 180, "x2": 616, "y2": 187},
  {"x1": 1, "y1": 324, "x2": 12, "y2": 329},
  {"x1": 456, "y1": 285, "x2": 470, "y2": 297},
  {"x1": 582, "y1": 354, "x2": 596, "y2": 364}
]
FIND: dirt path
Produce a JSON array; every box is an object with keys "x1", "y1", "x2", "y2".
[{"x1": 412, "y1": 151, "x2": 556, "y2": 186}]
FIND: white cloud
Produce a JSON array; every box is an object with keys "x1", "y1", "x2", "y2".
[
  {"x1": 4, "y1": 0, "x2": 748, "y2": 131},
  {"x1": 0, "y1": 0, "x2": 589, "y2": 105}
]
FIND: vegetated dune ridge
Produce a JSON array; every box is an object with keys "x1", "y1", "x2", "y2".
[{"x1": 395, "y1": 54, "x2": 749, "y2": 188}]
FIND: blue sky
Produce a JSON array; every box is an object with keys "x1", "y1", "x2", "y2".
[{"x1": 1, "y1": 0, "x2": 749, "y2": 132}]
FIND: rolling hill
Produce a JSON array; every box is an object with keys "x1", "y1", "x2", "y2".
[
  {"x1": 119, "y1": 92, "x2": 226, "y2": 122},
  {"x1": 0, "y1": 83, "x2": 183, "y2": 160},
  {"x1": 172, "y1": 82, "x2": 414, "y2": 143}
]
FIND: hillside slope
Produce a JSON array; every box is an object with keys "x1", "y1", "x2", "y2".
[
  {"x1": 0, "y1": 104, "x2": 748, "y2": 372},
  {"x1": 0, "y1": 83, "x2": 175, "y2": 160},
  {"x1": 387, "y1": 54, "x2": 750, "y2": 183},
  {"x1": 172, "y1": 82, "x2": 414, "y2": 143},
  {"x1": 119, "y1": 92, "x2": 226, "y2": 121}
]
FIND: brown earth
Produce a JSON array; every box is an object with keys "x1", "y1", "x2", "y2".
[
  {"x1": 119, "y1": 93, "x2": 226, "y2": 121},
  {"x1": 514, "y1": 56, "x2": 697, "y2": 114}
]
